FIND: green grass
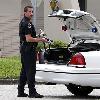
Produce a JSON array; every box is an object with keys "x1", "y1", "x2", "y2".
[{"x1": 0, "y1": 56, "x2": 21, "y2": 79}]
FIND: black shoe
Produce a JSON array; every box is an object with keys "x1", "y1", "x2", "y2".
[
  {"x1": 29, "y1": 92, "x2": 44, "y2": 98},
  {"x1": 17, "y1": 93, "x2": 28, "y2": 97}
]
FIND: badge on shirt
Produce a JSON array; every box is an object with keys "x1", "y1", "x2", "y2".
[{"x1": 28, "y1": 23, "x2": 32, "y2": 29}]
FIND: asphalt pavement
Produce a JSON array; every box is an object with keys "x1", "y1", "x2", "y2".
[
  {"x1": 0, "y1": 84, "x2": 68, "y2": 100},
  {"x1": 0, "y1": 84, "x2": 100, "y2": 100}
]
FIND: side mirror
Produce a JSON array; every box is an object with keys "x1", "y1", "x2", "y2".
[{"x1": 92, "y1": 27, "x2": 98, "y2": 33}]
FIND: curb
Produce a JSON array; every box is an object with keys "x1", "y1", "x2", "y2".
[
  {"x1": 0, "y1": 79, "x2": 46, "y2": 85},
  {"x1": 0, "y1": 79, "x2": 18, "y2": 85}
]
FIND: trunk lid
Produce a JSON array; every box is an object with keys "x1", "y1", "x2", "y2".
[{"x1": 49, "y1": 9, "x2": 100, "y2": 40}]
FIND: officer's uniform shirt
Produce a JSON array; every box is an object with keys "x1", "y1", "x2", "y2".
[{"x1": 19, "y1": 16, "x2": 37, "y2": 46}]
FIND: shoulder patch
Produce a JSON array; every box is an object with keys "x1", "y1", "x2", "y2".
[{"x1": 28, "y1": 23, "x2": 32, "y2": 29}]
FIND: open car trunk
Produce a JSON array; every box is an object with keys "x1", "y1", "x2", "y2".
[
  {"x1": 44, "y1": 48, "x2": 71, "y2": 64},
  {"x1": 39, "y1": 9, "x2": 100, "y2": 64},
  {"x1": 43, "y1": 42, "x2": 100, "y2": 64}
]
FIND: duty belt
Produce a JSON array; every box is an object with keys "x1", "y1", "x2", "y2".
[{"x1": 21, "y1": 41, "x2": 38, "y2": 48}]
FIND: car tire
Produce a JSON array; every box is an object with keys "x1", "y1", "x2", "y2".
[{"x1": 66, "y1": 84, "x2": 93, "y2": 96}]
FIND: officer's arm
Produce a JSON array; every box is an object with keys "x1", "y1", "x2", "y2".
[{"x1": 25, "y1": 34, "x2": 47, "y2": 42}]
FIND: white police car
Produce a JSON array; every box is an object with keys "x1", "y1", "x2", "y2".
[{"x1": 36, "y1": 9, "x2": 100, "y2": 96}]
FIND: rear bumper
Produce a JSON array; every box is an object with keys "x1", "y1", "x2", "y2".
[
  {"x1": 36, "y1": 70, "x2": 100, "y2": 87},
  {"x1": 36, "y1": 64, "x2": 100, "y2": 87}
]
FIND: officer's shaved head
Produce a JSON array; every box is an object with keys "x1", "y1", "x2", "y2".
[{"x1": 24, "y1": 6, "x2": 33, "y2": 12}]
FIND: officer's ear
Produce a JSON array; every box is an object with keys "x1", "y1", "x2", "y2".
[
  {"x1": 24, "y1": 12, "x2": 26, "y2": 15},
  {"x1": 24, "y1": 12, "x2": 28, "y2": 17}
]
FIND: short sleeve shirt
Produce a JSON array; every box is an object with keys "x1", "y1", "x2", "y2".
[{"x1": 19, "y1": 16, "x2": 36, "y2": 44}]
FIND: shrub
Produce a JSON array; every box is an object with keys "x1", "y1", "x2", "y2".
[
  {"x1": 36, "y1": 40, "x2": 68, "y2": 51},
  {"x1": 50, "y1": 40, "x2": 68, "y2": 48},
  {"x1": 36, "y1": 42, "x2": 47, "y2": 52}
]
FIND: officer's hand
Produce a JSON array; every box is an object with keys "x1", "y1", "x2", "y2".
[{"x1": 41, "y1": 38, "x2": 48, "y2": 43}]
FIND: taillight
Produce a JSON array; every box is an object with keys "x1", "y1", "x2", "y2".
[{"x1": 68, "y1": 53, "x2": 86, "y2": 68}]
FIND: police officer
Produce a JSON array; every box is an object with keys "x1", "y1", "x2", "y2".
[{"x1": 18, "y1": 6, "x2": 47, "y2": 98}]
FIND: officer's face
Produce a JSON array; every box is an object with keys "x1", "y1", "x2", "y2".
[{"x1": 24, "y1": 8, "x2": 33, "y2": 20}]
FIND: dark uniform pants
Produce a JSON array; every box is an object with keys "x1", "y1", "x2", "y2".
[{"x1": 18, "y1": 44, "x2": 36, "y2": 94}]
